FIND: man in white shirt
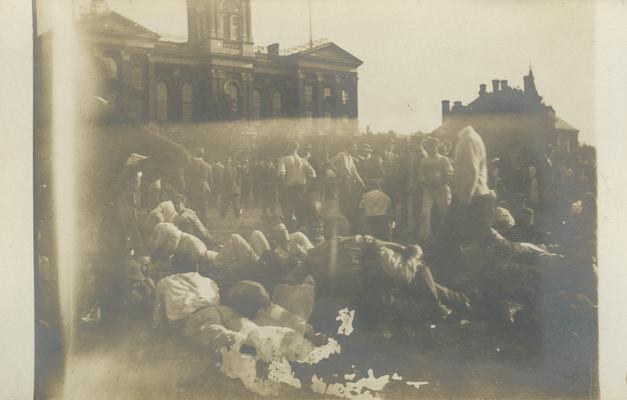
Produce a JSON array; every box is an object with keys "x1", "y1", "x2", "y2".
[
  {"x1": 277, "y1": 140, "x2": 316, "y2": 228},
  {"x1": 436, "y1": 126, "x2": 490, "y2": 255},
  {"x1": 451, "y1": 126, "x2": 489, "y2": 204},
  {"x1": 152, "y1": 257, "x2": 221, "y2": 331}
]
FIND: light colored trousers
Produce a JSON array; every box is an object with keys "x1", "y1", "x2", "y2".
[
  {"x1": 214, "y1": 234, "x2": 260, "y2": 267},
  {"x1": 419, "y1": 185, "x2": 451, "y2": 241},
  {"x1": 248, "y1": 230, "x2": 314, "y2": 256}
]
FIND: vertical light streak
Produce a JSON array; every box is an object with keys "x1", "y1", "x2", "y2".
[{"x1": 51, "y1": 0, "x2": 79, "y2": 396}]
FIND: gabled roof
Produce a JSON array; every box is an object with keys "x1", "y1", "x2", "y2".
[
  {"x1": 290, "y1": 42, "x2": 363, "y2": 67},
  {"x1": 80, "y1": 11, "x2": 161, "y2": 40},
  {"x1": 554, "y1": 116, "x2": 579, "y2": 132}
]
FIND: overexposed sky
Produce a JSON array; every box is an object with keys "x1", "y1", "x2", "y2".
[{"x1": 37, "y1": 0, "x2": 595, "y2": 143}]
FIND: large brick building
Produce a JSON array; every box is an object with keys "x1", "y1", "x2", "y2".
[
  {"x1": 432, "y1": 69, "x2": 579, "y2": 157},
  {"x1": 40, "y1": 0, "x2": 363, "y2": 135}
]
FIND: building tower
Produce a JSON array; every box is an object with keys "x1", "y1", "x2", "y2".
[
  {"x1": 523, "y1": 67, "x2": 539, "y2": 98},
  {"x1": 186, "y1": 0, "x2": 254, "y2": 56}
]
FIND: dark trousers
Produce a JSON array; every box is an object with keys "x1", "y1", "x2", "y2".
[
  {"x1": 220, "y1": 193, "x2": 241, "y2": 218},
  {"x1": 261, "y1": 184, "x2": 278, "y2": 216},
  {"x1": 187, "y1": 191, "x2": 208, "y2": 223},
  {"x1": 338, "y1": 179, "x2": 361, "y2": 232},
  {"x1": 280, "y1": 184, "x2": 306, "y2": 228}
]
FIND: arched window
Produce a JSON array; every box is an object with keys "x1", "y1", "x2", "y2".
[
  {"x1": 252, "y1": 89, "x2": 261, "y2": 119},
  {"x1": 225, "y1": 82, "x2": 239, "y2": 118},
  {"x1": 182, "y1": 83, "x2": 193, "y2": 122},
  {"x1": 156, "y1": 81, "x2": 168, "y2": 122},
  {"x1": 272, "y1": 91, "x2": 282, "y2": 117}
]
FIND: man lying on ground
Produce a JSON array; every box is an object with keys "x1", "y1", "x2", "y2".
[
  {"x1": 307, "y1": 234, "x2": 471, "y2": 325},
  {"x1": 153, "y1": 259, "x2": 319, "y2": 356}
]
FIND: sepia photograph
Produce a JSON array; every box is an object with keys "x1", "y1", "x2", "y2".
[{"x1": 29, "y1": 0, "x2": 611, "y2": 398}]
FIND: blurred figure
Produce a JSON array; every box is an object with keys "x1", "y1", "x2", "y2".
[
  {"x1": 212, "y1": 158, "x2": 225, "y2": 210},
  {"x1": 508, "y1": 207, "x2": 545, "y2": 244},
  {"x1": 184, "y1": 147, "x2": 212, "y2": 224},
  {"x1": 451, "y1": 126, "x2": 489, "y2": 205},
  {"x1": 327, "y1": 141, "x2": 365, "y2": 230},
  {"x1": 259, "y1": 159, "x2": 280, "y2": 218},
  {"x1": 239, "y1": 158, "x2": 252, "y2": 206},
  {"x1": 399, "y1": 137, "x2": 425, "y2": 235},
  {"x1": 418, "y1": 137, "x2": 453, "y2": 243},
  {"x1": 359, "y1": 180, "x2": 393, "y2": 240},
  {"x1": 527, "y1": 165, "x2": 540, "y2": 209},
  {"x1": 437, "y1": 126, "x2": 489, "y2": 253},
  {"x1": 357, "y1": 143, "x2": 384, "y2": 187},
  {"x1": 277, "y1": 140, "x2": 317, "y2": 230},
  {"x1": 220, "y1": 157, "x2": 242, "y2": 219}
]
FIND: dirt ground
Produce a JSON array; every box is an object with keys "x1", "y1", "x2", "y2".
[{"x1": 37, "y1": 204, "x2": 598, "y2": 400}]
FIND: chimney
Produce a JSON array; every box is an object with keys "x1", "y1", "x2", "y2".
[
  {"x1": 492, "y1": 79, "x2": 500, "y2": 93},
  {"x1": 479, "y1": 84, "x2": 487, "y2": 96},
  {"x1": 453, "y1": 101, "x2": 462, "y2": 111},
  {"x1": 267, "y1": 43, "x2": 280, "y2": 56},
  {"x1": 441, "y1": 100, "x2": 450, "y2": 122},
  {"x1": 441, "y1": 100, "x2": 450, "y2": 114},
  {"x1": 500, "y1": 80, "x2": 508, "y2": 90}
]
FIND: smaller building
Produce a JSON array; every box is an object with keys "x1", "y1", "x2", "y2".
[{"x1": 432, "y1": 69, "x2": 579, "y2": 157}]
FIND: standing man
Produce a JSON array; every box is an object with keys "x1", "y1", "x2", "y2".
[
  {"x1": 220, "y1": 157, "x2": 242, "y2": 219},
  {"x1": 399, "y1": 137, "x2": 426, "y2": 236},
  {"x1": 212, "y1": 158, "x2": 225, "y2": 212},
  {"x1": 239, "y1": 158, "x2": 252, "y2": 207},
  {"x1": 451, "y1": 126, "x2": 489, "y2": 204},
  {"x1": 327, "y1": 141, "x2": 365, "y2": 229},
  {"x1": 357, "y1": 144, "x2": 385, "y2": 187},
  {"x1": 437, "y1": 125, "x2": 489, "y2": 252},
  {"x1": 418, "y1": 137, "x2": 453, "y2": 243},
  {"x1": 184, "y1": 147, "x2": 212, "y2": 224},
  {"x1": 259, "y1": 158, "x2": 280, "y2": 219},
  {"x1": 277, "y1": 140, "x2": 317, "y2": 229}
]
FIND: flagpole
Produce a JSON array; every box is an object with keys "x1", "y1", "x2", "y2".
[{"x1": 308, "y1": 0, "x2": 313, "y2": 48}]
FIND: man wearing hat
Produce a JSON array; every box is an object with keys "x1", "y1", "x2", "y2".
[{"x1": 357, "y1": 143, "x2": 385, "y2": 188}]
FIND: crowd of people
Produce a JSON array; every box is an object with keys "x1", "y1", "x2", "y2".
[
  {"x1": 79, "y1": 111, "x2": 596, "y2": 359},
  {"x1": 34, "y1": 100, "x2": 597, "y2": 396}
]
